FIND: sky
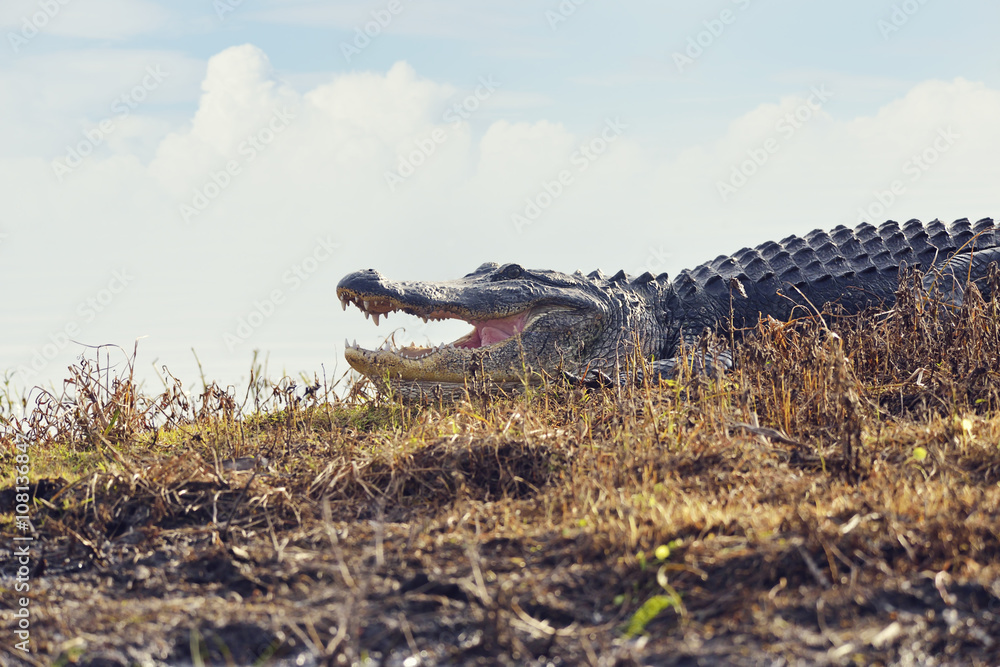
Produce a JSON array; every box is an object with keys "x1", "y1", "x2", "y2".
[{"x1": 2, "y1": 0, "x2": 1000, "y2": 397}]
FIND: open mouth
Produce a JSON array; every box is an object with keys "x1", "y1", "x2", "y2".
[{"x1": 338, "y1": 291, "x2": 535, "y2": 361}]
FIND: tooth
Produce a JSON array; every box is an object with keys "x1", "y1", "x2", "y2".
[
  {"x1": 421, "y1": 317, "x2": 428, "y2": 324},
  {"x1": 363, "y1": 300, "x2": 370, "y2": 311},
  {"x1": 344, "y1": 338, "x2": 349, "y2": 349},
  {"x1": 353, "y1": 339, "x2": 357, "y2": 348},
  {"x1": 340, "y1": 298, "x2": 348, "y2": 311},
  {"x1": 364, "y1": 311, "x2": 370, "y2": 320},
  {"x1": 372, "y1": 313, "x2": 381, "y2": 326}
]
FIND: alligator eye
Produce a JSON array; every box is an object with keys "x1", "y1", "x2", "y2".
[{"x1": 500, "y1": 264, "x2": 524, "y2": 280}]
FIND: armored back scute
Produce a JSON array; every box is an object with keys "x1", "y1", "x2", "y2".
[{"x1": 670, "y1": 218, "x2": 999, "y2": 332}]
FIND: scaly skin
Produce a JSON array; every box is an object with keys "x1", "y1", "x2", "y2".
[{"x1": 337, "y1": 218, "x2": 999, "y2": 397}]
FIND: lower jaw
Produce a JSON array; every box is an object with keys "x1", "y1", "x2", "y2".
[
  {"x1": 382, "y1": 378, "x2": 533, "y2": 402},
  {"x1": 345, "y1": 346, "x2": 528, "y2": 384}
]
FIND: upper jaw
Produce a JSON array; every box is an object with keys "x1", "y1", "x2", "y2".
[
  {"x1": 335, "y1": 269, "x2": 532, "y2": 324},
  {"x1": 337, "y1": 288, "x2": 460, "y2": 327}
]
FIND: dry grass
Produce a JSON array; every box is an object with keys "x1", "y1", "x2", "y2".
[{"x1": 2, "y1": 276, "x2": 1000, "y2": 666}]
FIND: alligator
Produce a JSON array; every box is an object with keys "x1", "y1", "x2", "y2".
[{"x1": 337, "y1": 217, "x2": 999, "y2": 398}]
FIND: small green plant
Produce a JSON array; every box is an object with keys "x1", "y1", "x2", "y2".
[{"x1": 623, "y1": 593, "x2": 682, "y2": 638}]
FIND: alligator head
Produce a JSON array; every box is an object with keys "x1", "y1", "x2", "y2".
[{"x1": 336, "y1": 262, "x2": 666, "y2": 398}]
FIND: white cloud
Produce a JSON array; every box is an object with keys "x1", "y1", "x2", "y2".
[
  {"x1": 305, "y1": 60, "x2": 454, "y2": 141},
  {"x1": 3, "y1": 44, "x2": 999, "y2": 392}
]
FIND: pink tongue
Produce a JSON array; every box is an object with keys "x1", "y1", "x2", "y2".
[
  {"x1": 469, "y1": 311, "x2": 529, "y2": 347},
  {"x1": 480, "y1": 326, "x2": 511, "y2": 346}
]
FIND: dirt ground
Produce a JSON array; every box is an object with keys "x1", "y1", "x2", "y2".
[{"x1": 4, "y1": 406, "x2": 1000, "y2": 666}]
